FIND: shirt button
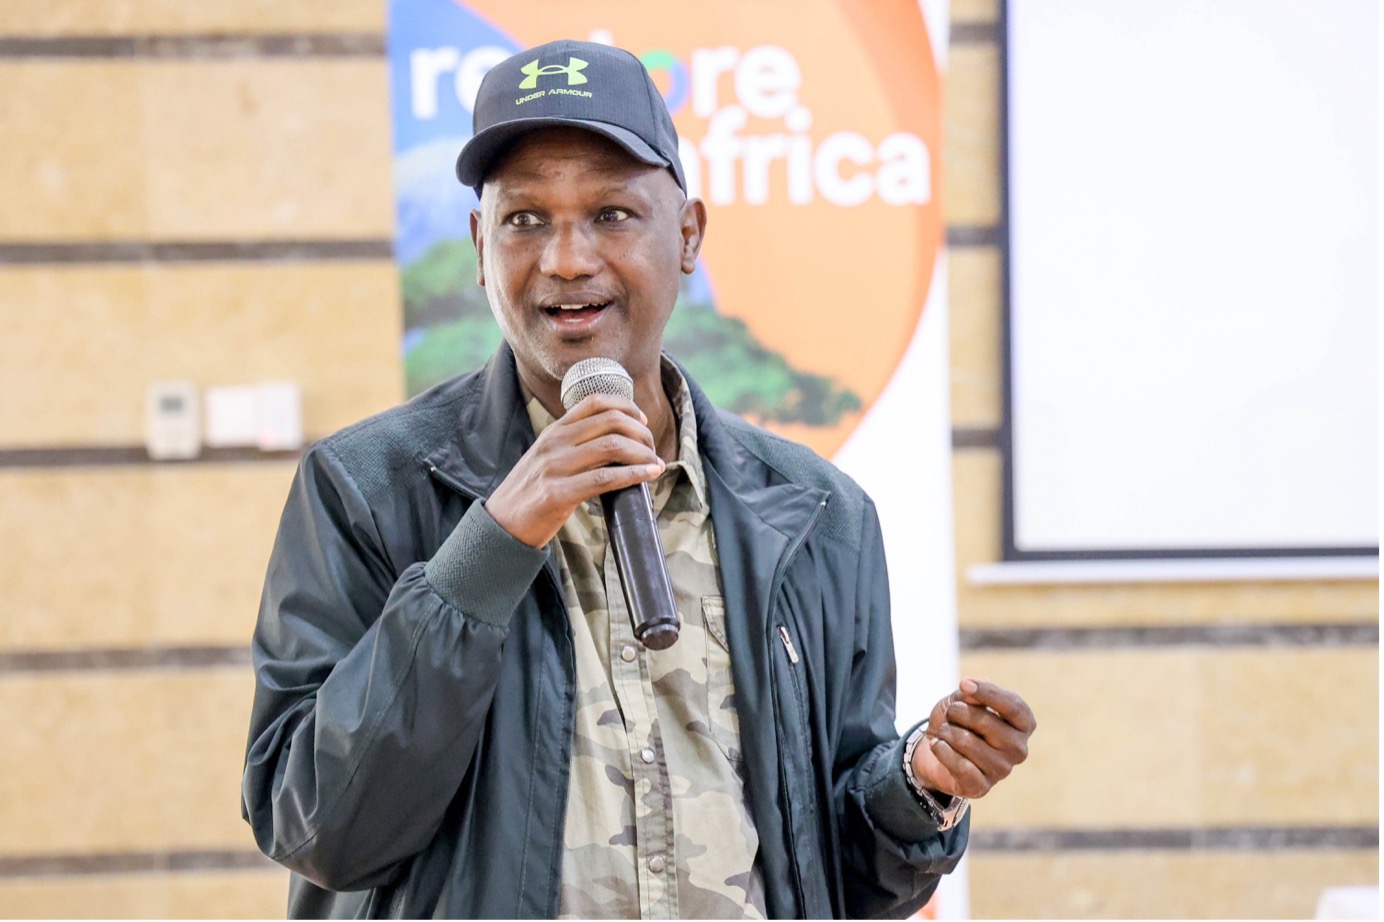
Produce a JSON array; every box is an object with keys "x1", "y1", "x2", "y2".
[
  {"x1": 640, "y1": 748, "x2": 655, "y2": 764},
  {"x1": 648, "y1": 855, "x2": 666, "y2": 874},
  {"x1": 620, "y1": 645, "x2": 637, "y2": 663}
]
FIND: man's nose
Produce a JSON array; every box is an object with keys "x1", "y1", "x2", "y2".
[{"x1": 539, "y1": 224, "x2": 601, "y2": 280}]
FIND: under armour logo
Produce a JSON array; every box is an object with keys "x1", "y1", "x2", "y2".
[{"x1": 518, "y1": 56, "x2": 589, "y2": 89}]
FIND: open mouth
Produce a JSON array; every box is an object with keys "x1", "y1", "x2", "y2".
[{"x1": 543, "y1": 301, "x2": 611, "y2": 319}]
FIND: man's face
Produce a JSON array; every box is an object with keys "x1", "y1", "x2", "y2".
[{"x1": 470, "y1": 127, "x2": 706, "y2": 402}]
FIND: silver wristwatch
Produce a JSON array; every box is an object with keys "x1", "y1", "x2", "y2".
[{"x1": 902, "y1": 722, "x2": 970, "y2": 831}]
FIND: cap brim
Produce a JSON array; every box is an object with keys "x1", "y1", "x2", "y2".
[{"x1": 455, "y1": 117, "x2": 670, "y2": 189}]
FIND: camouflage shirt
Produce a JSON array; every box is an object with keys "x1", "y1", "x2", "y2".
[{"x1": 524, "y1": 360, "x2": 767, "y2": 920}]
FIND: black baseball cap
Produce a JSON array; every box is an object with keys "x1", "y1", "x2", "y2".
[{"x1": 455, "y1": 39, "x2": 686, "y2": 196}]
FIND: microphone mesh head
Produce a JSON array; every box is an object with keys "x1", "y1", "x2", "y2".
[{"x1": 561, "y1": 358, "x2": 634, "y2": 411}]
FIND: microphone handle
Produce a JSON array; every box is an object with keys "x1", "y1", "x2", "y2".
[{"x1": 600, "y1": 483, "x2": 681, "y2": 650}]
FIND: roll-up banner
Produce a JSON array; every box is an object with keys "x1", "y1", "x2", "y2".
[{"x1": 388, "y1": 2, "x2": 962, "y2": 915}]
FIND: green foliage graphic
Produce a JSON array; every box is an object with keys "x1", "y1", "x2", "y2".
[{"x1": 401, "y1": 238, "x2": 861, "y2": 425}]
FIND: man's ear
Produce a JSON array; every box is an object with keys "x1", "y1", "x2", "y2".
[
  {"x1": 679, "y1": 198, "x2": 708, "y2": 275},
  {"x1": 469, "y1": 208, "x2": 485, "y2": 287}
]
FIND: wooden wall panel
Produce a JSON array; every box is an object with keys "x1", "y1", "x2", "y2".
[
  {"x1": 0, "y1": 263, "x2": 403, "y2": 447},
  {"x1": 0, "y1": 1, "x2": 384, "y2": 36},
  {"x1": 950, "y1": 0, "x2": 1000, "y2": 23},
  {"x1": 952, "y1": 452, "x2": 1380, "y2": 627},
  {"x1": 0, "y1": 62, "x2": 149, "y2": 240},
  {"x1": 959, "y1": 648, "x2": 1378, "y2": 829},
  {"x1": 1, "y1": 464, "x2": 298, "y2": 651},
  {"x1": 968, "y1": 850, "x2": 1378, "y2": 920},
  {"x1": 942, "y1": 43, "x2": 1001, "y2": 226},
  {"x1": 0, "y1": 59, "x2": 393, "y2": 241},
  {"x1": 0, "y1": 670, "x2": 259, "y2": 854},
  {"x1": 948, "y1": 246, "x2": 1003, "y2": 428},
  {"x1": 1198, "y1": 650, "x2": 1380, "y2": 826},
  {"x1": 139, "y1": 60, "x2": 393, "y2": 240}
]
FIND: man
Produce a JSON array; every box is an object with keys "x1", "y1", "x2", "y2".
[{"x1": 242, "y1": 39, "x2": 1035, "y2": 919}]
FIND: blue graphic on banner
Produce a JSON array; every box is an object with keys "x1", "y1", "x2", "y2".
[
  {"x1": 389, "y1": 0, "x2": 515, "y2": 263},
  {"x1": 388, "y1": 0, "x2": 518, "y2": 390}
]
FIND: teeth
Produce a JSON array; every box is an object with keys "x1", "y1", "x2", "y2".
[{"x1": 553, "y1": 303, "x2": 604, "y2": 311}]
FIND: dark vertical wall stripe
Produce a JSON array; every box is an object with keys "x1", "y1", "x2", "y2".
[{"x1": 997, "y1": 1, "x2": 1020, "y2": 564}]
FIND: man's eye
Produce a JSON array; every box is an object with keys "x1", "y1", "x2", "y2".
[
  {"x1": 507, "y1": 212, "x2": 542, "y2": 227},
  {"x1": 598, "y1": 208, "x2": 631, "y2": 223}
]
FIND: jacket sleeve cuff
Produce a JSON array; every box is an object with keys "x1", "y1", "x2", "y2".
[
  {"x1": 423, "y1": 501, "x2": 548, "y2": 628},
  {"x1": 862, "y1": 722, "x2": 945, "y2": 842}
]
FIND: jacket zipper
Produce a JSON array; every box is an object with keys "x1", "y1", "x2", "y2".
[
  {"x1": 776, "y1": 625, "x2": 800, "y2": 664},
  {"x1": 766, "y1": 497, "x2": 828, "y2": 915},
  {"x1": 767, "y1": 499, "x2": 828, "y2": 614},
  {"x1": 425, "y1": 461, "x2": 475, "y2": 501},
  {"x1": 767, "y1": 498, "x2": 826, "y2": 660}
]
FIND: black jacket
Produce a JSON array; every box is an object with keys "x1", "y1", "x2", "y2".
[{"x1": 242, "y1": 345, "x2": 967, "y2": 918}]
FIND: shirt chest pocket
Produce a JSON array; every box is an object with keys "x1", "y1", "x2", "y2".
[{"x1": 702, "y1": 595, "x2": 743, "y2": 763}]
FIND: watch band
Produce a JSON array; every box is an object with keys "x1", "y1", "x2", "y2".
[{"x1": 902, "y1": 721, "x2": 970, "y2": 831}]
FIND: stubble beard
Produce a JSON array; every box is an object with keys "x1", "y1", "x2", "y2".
[{"x1": 490, "y1": 300, "x2": 632, "y2": 394}]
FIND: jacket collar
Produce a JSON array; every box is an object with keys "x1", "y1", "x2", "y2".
[
  {"x1": 423, "y1": 343, "x2": 536, "y2": 501},
  {"x1": 680, "y1": 361, "x2": 829, "y2": 540},
  {"x1": 421, "y1": 343, "x2": 829, "y2": 535}
]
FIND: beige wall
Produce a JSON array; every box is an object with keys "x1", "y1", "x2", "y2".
[
  {"x1": 1, "y1": 2, "x2": 395, "y2": 915},
  {"x1": 0, "y1": 1, "x2": 1375, "y2": 918}
]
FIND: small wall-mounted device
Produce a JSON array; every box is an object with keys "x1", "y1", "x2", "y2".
[
  {"x1": 205, "y1": 382, "x2": 304, "y2": 452},
  {"x1": 144, "y1": 381, "x2": 201, "y2": 460},
  {"x1": 204, "y1": 385, "x2": 258, "y2": 448},
  {"x1": 253, "y1": 381, "x2": 304, "y2": 452}
]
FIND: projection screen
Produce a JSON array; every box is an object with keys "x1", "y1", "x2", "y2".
[{"x1": 1002, "y1": 0, "x2": 1378, "y2": 561}]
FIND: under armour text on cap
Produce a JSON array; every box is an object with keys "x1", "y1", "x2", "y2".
[{"x1": 455, "y1": 39, "x2": 687, "y2": 195}]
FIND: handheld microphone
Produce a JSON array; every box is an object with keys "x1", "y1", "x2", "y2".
[{"x1": 561, "y1": 358, "x2": 680, "y2": 650}]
